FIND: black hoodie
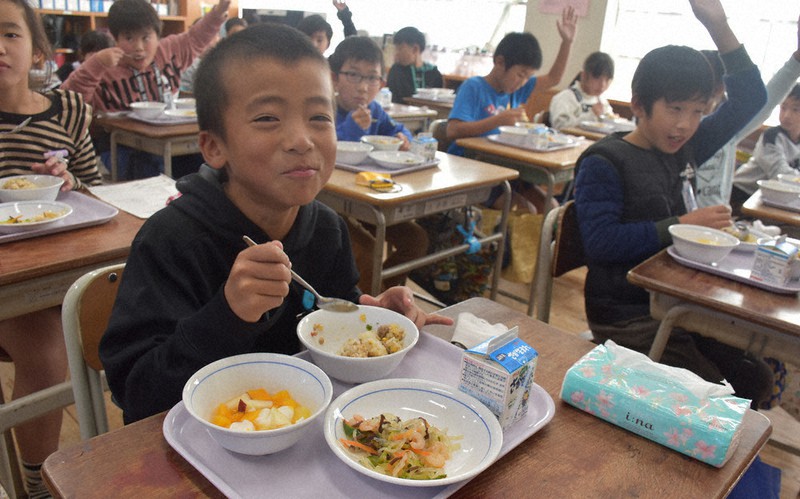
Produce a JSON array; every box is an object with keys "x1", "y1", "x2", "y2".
[{"x1": 100, "y1": 166, "x2": 360, "y2": 423}]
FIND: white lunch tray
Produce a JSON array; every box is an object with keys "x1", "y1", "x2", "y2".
[
  {"x1": 667, "y1": 246, "x2": 800, "y2": 294},
  {"x1": 163, "y1": 331, "x2": 555, "y2": 499},
  {"x1": 487, "y1": 133, "x2": 581, "y2": 153},
  {"x1": 0, "y1": 191, "x2": 118, "y2": 244},
  {"x1": 336, "y1": 157, "x2": 440, "y2": 175}
]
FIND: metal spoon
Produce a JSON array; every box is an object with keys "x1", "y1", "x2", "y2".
[
  {"x1": 1, "y1": 117, "x2": 31, "y2": 134},
  {"x1": 242, "y1": 236, "x2": 358, "y2": 313}
]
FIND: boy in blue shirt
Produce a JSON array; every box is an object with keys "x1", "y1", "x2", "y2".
[
  {"x1": 574, "y1": 0, "x2": 771, "y2": 405},
  {"x1": 99, "y1": 24, "x2": 451, "y2": 423},
  {"x1": 446, "y1": 7, "x2": 577, "y2": 212}
]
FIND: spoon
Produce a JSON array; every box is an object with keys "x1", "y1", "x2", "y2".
[
  {"x1": 242, "y1": 236, "x2": 358, "y2": 313},
  {"x1": 1, "y1": 117, "x2": 31, "y2": 135}
]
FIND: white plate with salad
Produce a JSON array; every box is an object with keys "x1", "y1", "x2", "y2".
[
  {"x1": 0, "y1": 200, "x2": 73, "y2": 232},
  {"x1": 323, "y1": 378, "x2": 503, "y2": 487}
]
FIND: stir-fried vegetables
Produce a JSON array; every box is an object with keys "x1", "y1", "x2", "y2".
[
  {"x1": 340, "y1": 413, "x2": 460, "y2": 480},
  {"x1": 1, "y1": 209, "x2": 66, "y2": 224}
]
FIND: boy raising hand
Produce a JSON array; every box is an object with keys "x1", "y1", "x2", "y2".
[{"x1": 574, "y1": 0, "x2": 771, "y2": 405}]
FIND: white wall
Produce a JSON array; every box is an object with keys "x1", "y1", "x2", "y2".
[{"x1": 523, "y1": 0, "x2": 609, "y2": 92}]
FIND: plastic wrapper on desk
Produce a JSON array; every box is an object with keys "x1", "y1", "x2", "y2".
[{"x1": 560, "y1": 341, "x2": 749, "y2": 467}]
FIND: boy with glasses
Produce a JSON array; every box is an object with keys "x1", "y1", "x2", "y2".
[
  {"x1": 329, "y1": 36, "x2": 412, "y2": 149},
  {"x1": 328, "y1": 36, "x2": 427, "y2": 292}
]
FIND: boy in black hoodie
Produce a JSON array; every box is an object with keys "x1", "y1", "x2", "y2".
[{"x1": 100, "y1": 24, "x2": 451, "y2": 424}]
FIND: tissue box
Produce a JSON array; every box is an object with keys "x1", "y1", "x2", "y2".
[
  {"x1": 751, "y1": 239, "x2": 799, "y2": 285},
  {"x1": 560, "y1": 342, "x2": 749, "y2": 467},
  {"x1": 459, "y1": 327, "x2": 538, "y2": 429}
]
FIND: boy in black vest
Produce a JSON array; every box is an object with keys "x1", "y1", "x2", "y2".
[{"x1": 573, "y1": 0, "x2": 772, "y2": 406}]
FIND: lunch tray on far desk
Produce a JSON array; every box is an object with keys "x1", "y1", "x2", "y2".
[
  {"x1": 760, "y1": 194, "x2": 800, "y2": 213},
  {"x1": 487, "y1": 133, "x2": 581, "y2": 153},
  {"x1": 335, "y1": 157, "x2": 440, "y2": 175},
  {"x1": 163, "y1": 331, "x2": 555, "y2": 499},
  {"x1": 667, "y1": 246, "x2": 800, "y2": 294},
  {"x1": 0, "y1": 191, "x2": 118, "y2": 244},
  {"x1": 127, "y1": 112, "x2": 197, "y2": 126}
]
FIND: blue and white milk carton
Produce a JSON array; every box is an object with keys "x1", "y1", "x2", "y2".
[{"x1": 459, "y1": 327, "x2": 538, "y2": 429}]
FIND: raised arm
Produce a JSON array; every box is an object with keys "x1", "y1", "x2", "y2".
[
  {"x1": 534, "y1": 6, "x2": 578, "y2": 90},
  {"x1": 689, "y1": 0, "x2": 739, "y2": 54}
]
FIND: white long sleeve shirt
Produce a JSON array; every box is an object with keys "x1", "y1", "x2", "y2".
[
  {"x1": 696, "y1": 55, "x2": 800, "y2": 207},
  {"x1": 548, "y1": 81, "x2": 613, "y2": 130}
]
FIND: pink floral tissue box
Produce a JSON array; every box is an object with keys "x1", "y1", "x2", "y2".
[{"x1": 560, "y1": 341, "x2": 750, "y2": 467}]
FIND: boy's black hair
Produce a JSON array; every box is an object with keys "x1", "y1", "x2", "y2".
[
  {"x1": 787, "y1": 84, "x2": 800, "y2": 102},
  {"x1": 296, "y1": 14, "x2": 333, "y2": 43},
  {"x1": 195, "y1": 23, "x2": 328, "y2": 140},
  {"x1": 493, "y1": 32, "x2": 542, "y2": 70},
  {"x1": 79, "y1": 30, "x2": 113, "y2": 57},
  {"x1": 631, "y1": 45, "x2": 714, "y2": 116},
  {"x1": 224, "y1": 17, "x2": 248, "y2": 34},
  {"x1": 107, "y1": 0, "x2": 162, "y2": 38},
  {"x1": 393, "y1": 27, "x2": 425, "y2": 51},
  {"x1": 328, "y1": 36, "x2": 385, "y2": 74}
]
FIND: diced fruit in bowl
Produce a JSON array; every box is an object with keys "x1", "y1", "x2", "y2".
[
  {"x1": 360, "y1": 135, "x2": 403, "y2": 151},
  {"x1": 0, "y1": 174, "x2": 64, "y2": 202},
  {"x1": 669, "y1": 224, "x2": 739, "y2": 264},
  {"x1": 182, "y1": 353, "x2": 332, "y2": 455},
  {"x1": 296, "y1": 305, "x2": 419, "y2": 383},
  {"x1": 336, "y1": 141, "x2": 373, "y2": 164},
  {"x1": 129, "y1": 101, "x2": 167, "y2": 119},
  {"x1": 757, "y1": 179, "x2": 800, "y2": 204}
]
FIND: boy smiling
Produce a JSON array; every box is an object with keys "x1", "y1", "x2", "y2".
[
  {"x1": 99, "y1": 24, "x2": 450, "y2": 423},
  {"x1": 574, "y1": 0, "x2": 771, "y2": 405}
]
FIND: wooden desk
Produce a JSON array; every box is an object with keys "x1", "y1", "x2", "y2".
[
  {"x1": 402, "y1": 96, "x2": 453, "y2": 120},
  {"x1": 455, "y1": 136, "x2": 591, "y2": 213},
  {"x1": 741, "y1": 190, "x2": 800, "y2": 227},
  {"x1": 95, "y1": 115, "x2": 200, "y2": 182},
  {"x1": 627, "y1": 250, "x2": 800, "y2": 363},
  {"x1": 42, "y1": 298, "x2": 771, "y2": 498},
  {"x1": 0, "y1": 196, "x2": 144, "y2": 321},
  {"x1": 385, "y1": 103, "x2": 438, "y2": 133},
  {"x1": 318, "y1": 152, "x2": 518, "y2": 295}
]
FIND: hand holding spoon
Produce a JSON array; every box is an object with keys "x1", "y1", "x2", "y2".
[{"x1": 243, "y1": 236, "x2": 358, "y2": 313}]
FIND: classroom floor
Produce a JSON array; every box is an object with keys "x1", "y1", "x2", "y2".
[{"x1": 0, "y1": 269, "x2": 798, "y2": 498}]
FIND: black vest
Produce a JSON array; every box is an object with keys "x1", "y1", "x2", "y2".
[{"x1": 577, "y1": 133, "x2": 695, "y2": 324}]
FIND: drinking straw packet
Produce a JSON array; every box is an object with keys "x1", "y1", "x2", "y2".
[
  {"x1": 560, "y1": 341, "x2": 749, "y2": 467},
  {"x1": 459, "y1": 326, "x2": 538, "y2": 429}
]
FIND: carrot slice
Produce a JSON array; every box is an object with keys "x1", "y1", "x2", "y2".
[{"x1": 340, "y1": 438, "x2": 378, "y2": 455}]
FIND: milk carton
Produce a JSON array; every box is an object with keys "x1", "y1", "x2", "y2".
[
  {"x1": 458, "y1": 327, "x2": 538, "y2": 429},
  {"x1": 751, "y1": 237, "x2": 799, "y2": 286}
]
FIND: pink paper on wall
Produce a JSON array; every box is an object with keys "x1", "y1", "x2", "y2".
[{"x1": 538, "y1": 0, "x2": 590, "y2": 17}]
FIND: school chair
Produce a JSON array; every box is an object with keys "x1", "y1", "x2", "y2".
[
  {"x1": 524, "y1": 87, "x2": 558, "y2": 127},
  {"x1": 0, "y1": 349, "x2": 74, "y2": 498},
  {"x1": 428, "y1": 118, "x2": 450, "y2": 152},
  {"x1": 61, "y1": 263, "x2": 125, "y2": 440},
  {"x1": 531, "y1": 200, "x2": 586, "y2": 322}
]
